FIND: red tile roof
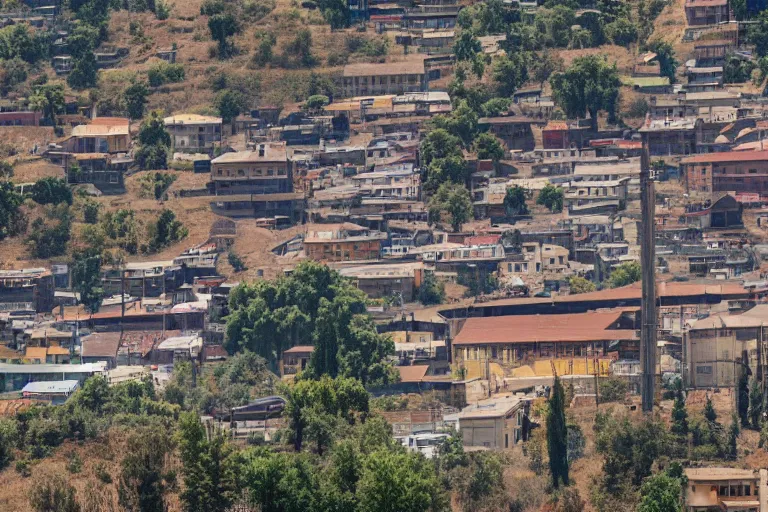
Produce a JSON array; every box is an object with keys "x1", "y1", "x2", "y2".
[
  {"x1": 465, "y1": 235, "x2": 501, "y2": 246},
  {"x1": 680, "y1": 150, "x2": 768, "y2": 164},
  {"x1": 453, "y1": 310, "x2": 637, "y2": 345}
]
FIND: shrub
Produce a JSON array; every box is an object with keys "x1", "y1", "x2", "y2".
[
  {"x1": 147, "y1": 62, "x2": 185, "y2": 87},
  {"x1": 228, "y1": 251, "x2": 247, "y2": 272},
  {"x1": 599, "y1": 377, "x2": 629, "y2": 403}
]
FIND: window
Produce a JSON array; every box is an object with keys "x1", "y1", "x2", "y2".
[
  {"x1": 507, "y1": 263, "x2": 513, "y2": 272},
  {"x1": 522, "y1": 263, "x2": 528, "y2": 272},
  {"x1": 550, "y1": 258, "x2": 555, "y2": 265},
  {"x1": 514, "y1": 264, "x2": 521, "y2": 272},
  {"x1": 237, "y1": 169, "x2": 245, "y2": 177},
  {"x1": 505, "y1": 433, "x2": 509, "y2": 449}
]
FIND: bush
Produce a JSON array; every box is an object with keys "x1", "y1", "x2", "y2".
[
  {"x1": 418, "y1": 272, "x2": 445, "y2": 305},
  {"x1": 228, "y1": 251, "x2": 247, "y2": 272},
  {"x1": 599, "y1": 377, "x2": 629, "y2": 403},
  {"x1": 27, "y1": 206, "x2": 71, "y2": 259},
  {"x1": 147, "y1": 62, "x2": 185, "y2": 87},
  {"x1": 15, "y1": 458, "x2": 30, "y2": 477},
  {"x1": 95, "y1": 462, "x2": 113, "y2": 483},
  {"x1": 66, "y1": 452, "x2": 82, "y2": 474},
  {"x1": 30, "y1": 177, "x2": 72, "y2": 205},
  {"x1": 83, "y1": 200, "x2": 99, "y2": 224}
]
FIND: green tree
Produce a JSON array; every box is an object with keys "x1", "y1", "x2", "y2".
[
  {"x1": 29, "y1": 470, "x2": 80, "y2": 512},
  {"x1": 285, "y1": 29, "x2": 317, "y2": 67},
  {"x1": 473, "y1": 132, "x2": 504, "y2": 161},
  {"x1": 29, "y1": 82, "x2": 65, "y2": 126},
  {"x1": 148, "y1": 208, "x2": 187, "y2": 252},
  {"x1": 492, "y1": 52, "x2": 529, "y2": 97},
  {"x1": 304, "y1": 94, "x2": 330, "y2": 112},
  {"x1": 216, "y1": 89, "x2": 245, "y2": 125},
  {"x1": 286, "y1": 375, "x2": 368, "y2": 452},
  {"x1": 208, "y1": 13, "x2": 240, "y2": 57},
  {"x1": 453, "y1": 31, "x2": 482, "y2": 62},
  {"x1": 750, "y1": 378, "x2": 762, "y2": 429},
  {"x1": 30, "y1": 177, "x2": 72, "y2": 205},
  {"x1": 0, "y1": 418, "x2": 16, "y2": 470},
  {"x1": 429, "y1": 100, "x2": 478, "y2": 147},
  {"x1": 535, "y1": 5, "x2": 575, "y2": 47},
  {"x1": 418, "y1": 272, "x2": 445, "y2": 306},
  {"x1": 751, "y1": 10, "x2": 768, "y2": 58},
  {"x1": 27, "y1": 205, "x2": 71, "y2": 258},
  {"x1": 637, "y1": 472, "x2": 683, "y2": 512},
  {"x1": 568, "y1": 276, "x2": 595, "y2": 294},
  {"x1": 228, "y1": 251, "x2": 247, "y2": 272},
  {"x1": 357, "y1": 449, "x2": 447, "y2": 512},
  {"x1": 135, "y1": 111, "x2": 171, "y2": 170},
  {"x1": 177, "y1": 412, "x2": 237, "y2": 512},
  {"x1": 253, "y1": 32, "x2": 277, "y2": 66},
  {"x1": 728, "y1": 413, "x2": 740, "y2": 458},
  {"x1": 547, "y1": 376, "x2": 569, "y2": 488},
  {"x1": 646, "y1": 40, "x2": 678, "y2": 83},
  {"x1": 66, "y1": 24, "x2": 100, "y2": 89},
  {"x1": 481, "y1": 97, "x2": 511, "y2": 117},
  {"x1": 83, "y1": 200, "x2": 99, "y2": 224},
  {"x1": 738, "y1": 371, "x2": 749, "y2": 427},
  {"x1": 703, "y1": 394, "x2": 717, "y2": 423},
  {"x1": 605, "y1": 17, "x2": 638, "y2": 47},
  {"x1": 420, "y1": 128, "x2": 463, "y2": 166},
  {"x1": 427, "y1": 182, "x2": 473, "y2": 233},
  {"x1": 609, "y1": 261, "x2": 641, "y2": 288},
  {"x1": 0, "y1": 180, "x2": 24, "y2": 240},
  {"x1": 551, "y1": 55, "x2": 620, "y2": 131},
  {"x1": 732, "y1": 0, "x2": 747, "y2": 20},
  {"x1": 503, "y1": 185, "x2": 529, "y2": 218},
  {"x1": 118, "y1": 426, "x2": 174, "y2": 512},
  {"x1": 71, "y1": 249, "x2": 104, "y2": 313},
  {"x1": 124, "y1": 80, "x2": 149, "y2": 120},
  {"x1": 537, "y1": 183, "x2": 564, "y2": 213},
  {"x1": 225, "y1": 262, "x2": 395, "y2": 385},
  {"x1": 670, "y1": 379, "x2": 688, "y2": 439}
]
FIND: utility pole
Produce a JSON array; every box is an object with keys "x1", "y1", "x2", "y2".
[{"x1": 640, "y1": 132, "x2": 657, "y2": 413}]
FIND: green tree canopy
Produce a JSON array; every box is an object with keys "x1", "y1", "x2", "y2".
[
  {"x1": 418, "y1": 272, "x2": 445, "y2": 306},
  {"x1": 124, "y1": 80, "x2": 149, "y2": 120},
  {"x1": 473, "y1": 132, "x2": 505, "y2": 162},
  {"x1": 225, "y1": 261, "x2": 395, "y2": 386},
  {"x1": 536, "y1": 183, "x2": 563, "y2": 213},
  {"x1": 503, "y1": 185, "x2": 529, "y2": 218},
  {"x1": 492, "y1": 52, "x2": 529, "y2": 97},
  {"x1": 547, "y1": 376, "x2": 569, "y2": 488},
  {"x1": 30, "y1": 177, "x2": 72, "y2": 205},
  {"x1": 608, "y1": 261, "x2": 641, "y2": 288},
  {"x1": 550, "y1": 55, "x2": 620, "y2": 130},
  {"x1": 637, "y1": 471, "x2": 684, "y2": 512},
  {"x1": 71, "y1": 248, "x2": 104, "y2": 313},
  {"x1": 136, "y1": 111, "x2": 171, "y2": 170},
  {"x1": 427, "y1": 182, "x2": 473, "y2": 232},
  {"x1": 646, "y1": 40, "x2": 678, "y2": 83},
  {"x1": 0, "y1": 180, "x2": 24, "y2": 240},
  {"x1": 568, "y1": 276, "x2": 595, "y2": 294}
]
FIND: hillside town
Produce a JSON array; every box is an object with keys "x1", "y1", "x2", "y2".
[{"x1": 4, "y1": 0, "x2": 768, "y2": 510}]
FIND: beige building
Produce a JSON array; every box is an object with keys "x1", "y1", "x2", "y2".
[
  {"x1": 684, "y1": 468, "x2": 767, "y2": 512},
  {"x1": 458, "y1": 394, "x2": 528, "y2": 450},
  {"x1": 342, "y1": 60, "x2": 427, "y2": 97},
  {"x1": 685, "y1": 305, "x2": 768, "y2": 389},
  {"x1": 164, "y1": 114, "x2": 222, "y2": 154},
  {"x1": 64, "y1": 117, "x2": 131, "y2": 153},
  {"x1": 210, "y1": 143, "x2": 292, "y2": 195}
]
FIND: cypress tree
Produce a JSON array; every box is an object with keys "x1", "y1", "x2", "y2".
[
  {"x1": 703, "y1": 394, "x2": 717, "y2": 423},
  {"x1": 670, "y1": 379, "x2": 688, "y2": 437},
  {"x1": 738, "y1": 371, "x2": 749, "y2": 426},
  {"x1": 749, "y1": 378, "x2": 763, "y2": 429},
  {"x1": 547, "y1": 376, "x2": 569, "y2": 488}
]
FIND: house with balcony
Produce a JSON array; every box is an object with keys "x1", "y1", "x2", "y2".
[
  {"x1": 684, "y1": 0, "x2": 729, "y2": 26},
  {"x1": 164, "y1": 114, "x2": 223, "y2": 155},
  {"x1": 684, "y1": 468, "x2": 766, "y2": 512},
  {"x1": 342, "y1": 60, "x2": 427, "y2": 97},
  {"x1": 303, "y1": 223, "x2": 388, "y2": 262}
]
